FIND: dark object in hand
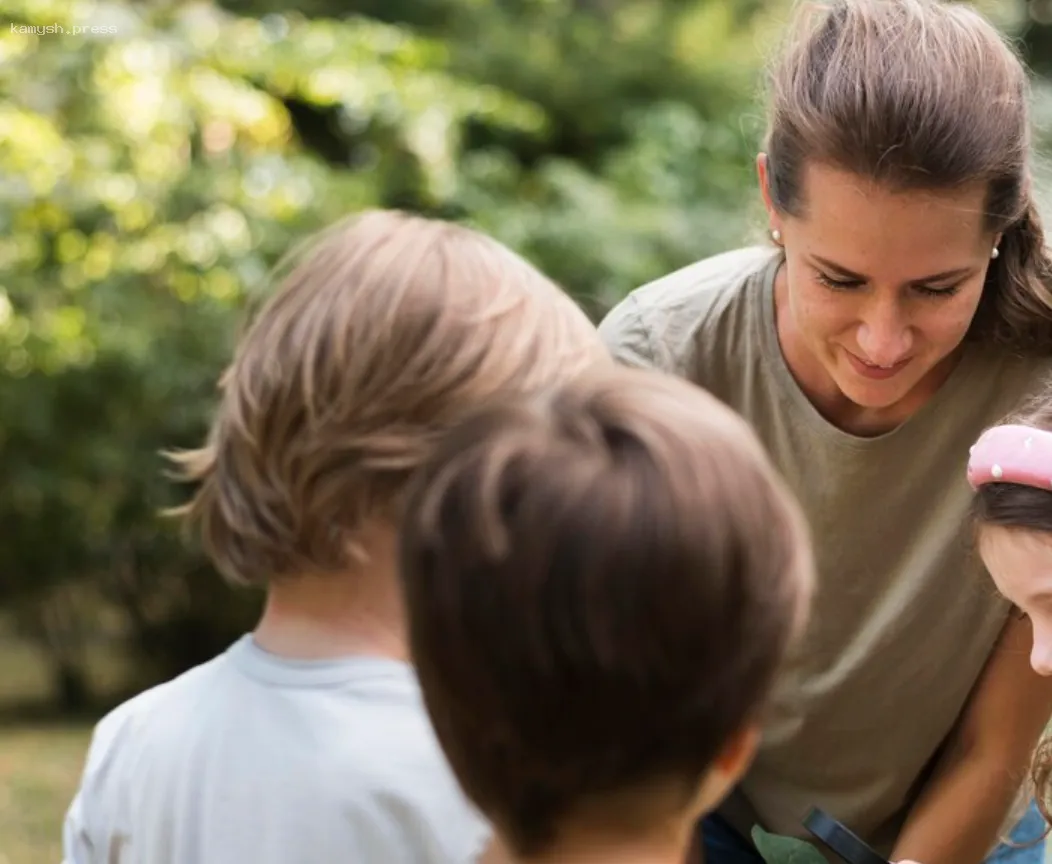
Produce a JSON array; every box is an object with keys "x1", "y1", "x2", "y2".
[{"x1": 803, "y1": 808, "x2": 890, "y2": 864}]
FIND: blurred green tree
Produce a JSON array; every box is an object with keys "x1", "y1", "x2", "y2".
[
  {"x1": 0, "y1": 0, "x2": 548, "y2": 704},
  {"x1": 209, "y1": 0, "x2": 777, "y2": 312},
  {"x1": 0, "y1": 0, "x2": 778, "y2": 707}
]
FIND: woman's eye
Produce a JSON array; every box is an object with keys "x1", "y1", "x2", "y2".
[
  {"x1": 915, "y1": 284, "x2": 961, "y2": 299},
  {"x1": 815, "y1": 271, "x2": 962, "y2": 299},
  {"x1": 816, "y1": 273, "x2": 862, "y2": 291}
]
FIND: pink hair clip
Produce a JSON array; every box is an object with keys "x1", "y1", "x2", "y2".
[{"x1": 967, "y1": 424, "x2": 1052, "y2": 491}]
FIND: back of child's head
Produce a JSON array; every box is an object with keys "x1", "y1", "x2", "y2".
[
  {"x1": 169, "y1": 209, "x2": 607, "y2": 587},
  {"x1": 398, "y1": 366, "x2": 815, "y2": 858}
]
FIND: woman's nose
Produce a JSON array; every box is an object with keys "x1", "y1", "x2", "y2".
[{"x1": 856, "y1": 302, "x2": 913, "y2": 367}]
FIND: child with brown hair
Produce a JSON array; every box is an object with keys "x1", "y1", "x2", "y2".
[
  {"x1": 969, "y1": 381, "x2": 1052, "y2": 833},
  {"x1": 62, "y1": 210, "x2": 609, "y2": 864},
  {"x1": 398, "y1": 366, "x2": 815, "y2": 864}
]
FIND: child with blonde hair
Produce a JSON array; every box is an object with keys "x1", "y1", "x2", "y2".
[{"x1": 62, "y1": 210, "x2": 608, "y2": 864}]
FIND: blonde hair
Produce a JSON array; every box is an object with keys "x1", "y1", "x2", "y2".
[
  {"x1": 765, "y1": 0, "x2": 1052, "y2": 352},
  {"x1": 168, "y1": 210, "x2": 608, "y2": 586}
]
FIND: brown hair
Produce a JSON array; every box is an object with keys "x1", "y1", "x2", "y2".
[
  {"x1": 399, "y1": 367, "x2": 814, "y2": 857},
  {"x1": 167, "y1": 210, "x2": 607, "y2": 587},
  {"x1": 973, "y1": 381, "x2": 1052, "y2": 827},
  {"x1": 764, "y1": 0, "x2": 1052, "y2": 352}
]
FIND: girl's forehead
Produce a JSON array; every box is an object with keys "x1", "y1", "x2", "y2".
[{"x1": 981, "y1": 528, "x2": 1052, "y2": 590}]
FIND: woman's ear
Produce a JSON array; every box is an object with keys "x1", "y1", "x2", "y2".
[{"x1": 757, "y1": 153, "x2": 780, "y2": 232}]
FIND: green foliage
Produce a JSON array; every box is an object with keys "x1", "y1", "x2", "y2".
[
  {"x1": 751, "y1": 825, "x2": 829, "y2": 864},
  {"x1": 0, "y1": 0, "x2": 841, "y2": 702},
  {"x1": 1, "y1": 0, "x2": 556, "y2": 694},
  {"x1": 220, "y1": 0, "x2": 776, "y2": 312}
]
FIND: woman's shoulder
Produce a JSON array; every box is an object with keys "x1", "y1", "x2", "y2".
[
  {"x1": 632, "y1": 245, "x2": 776, "y2": 307},
  {"x1": 598, "y1": 245, "x2": 777, "y2": 374}
]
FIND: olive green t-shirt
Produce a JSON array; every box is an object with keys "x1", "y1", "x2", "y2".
[{"x1": 598, "y1": 246, "x2": 1052, "y2": 854}]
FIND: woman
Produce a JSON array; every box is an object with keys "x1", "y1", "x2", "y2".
[{"x1": 599, "y1": 2, "x2": 1052, "y2": 864}]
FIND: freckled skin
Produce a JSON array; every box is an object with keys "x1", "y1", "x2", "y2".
[{"x1": 759, "y1": 160, "x2": 1001, "y2": 433}]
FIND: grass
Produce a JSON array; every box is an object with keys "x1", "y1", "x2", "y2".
[
  {"x1": 0, "y1": 723, "x2": 92, "y2": 864},
  {"x1": 0, "y1": 623, "x2": 134, "y2": 862}
]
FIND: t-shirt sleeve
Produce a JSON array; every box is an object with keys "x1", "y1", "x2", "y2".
[
  {"x1": 60, "y1": 705, "x2": 135, "y2": 864},
  {"x1": 599, "y1": 248, "x2": 775, "y2": 392},
  {"x1": 61, "y1": 786, "x2": 91, "y2": 864},
  {"x1": 61, "y1": 720, "x2": 112, "y2": 864},
  {"x1": 597, "y1": 293, "x2": 675, "y2": 373},
  {"x1": 601, "y1": 288, "x2": 690, "y2": 376}
]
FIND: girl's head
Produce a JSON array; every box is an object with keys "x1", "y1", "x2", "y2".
[
  {"x1": 760, "y1": 0, "x2": 1052, "y2": 417},
  {"x1": 970, "y1": 388, "x2": 1052, "y2": 675},
  {"x1": 970, "y1": 388, "x2": 1052, "y2": 829}
]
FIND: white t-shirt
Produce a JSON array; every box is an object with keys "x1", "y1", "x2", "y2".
[{"x1": 62, "y1": 635, "x2": 490, "y2": 864}]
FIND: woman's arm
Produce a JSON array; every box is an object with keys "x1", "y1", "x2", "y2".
[{"x1": 892, "y1": 613, "x2": 1052, "y2": 864}]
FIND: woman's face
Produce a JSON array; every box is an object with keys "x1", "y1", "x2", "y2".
[
  {"x1": 760, "y1": 159, "x2": 1000, "y2": 421},
  {"x1": 981, "y1": 527, "x2": 1052, "y2": 675}
]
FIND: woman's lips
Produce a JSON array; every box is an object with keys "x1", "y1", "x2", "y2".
[{"x1": 845, "y1": 350, "x2": 911, "y2": 380}]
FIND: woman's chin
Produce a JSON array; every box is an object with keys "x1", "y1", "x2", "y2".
[{"x1": 831, "y1": 366, "x2": 916, "y2": 412}]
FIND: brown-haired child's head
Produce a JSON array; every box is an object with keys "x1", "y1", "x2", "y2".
[
  {"x1": 971, "y1": 383, "x2": 1052, "y2": 666},
  {"x1": 169, "y1": 209, "x2": 607, "y2": 587},
  {"x1": 399, "y1": 367, "x2": 814, "y2": 861},
  {"x1": 969, "y1": 380, "x2": 1052, "y2": 825}
]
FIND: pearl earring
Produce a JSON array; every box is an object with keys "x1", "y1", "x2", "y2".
[
  {"x1": 991, "y1": 246, "x2": 1000, "y2": 260},
  {"x1": 771, "y1": 229, "x2": 782, "y2": 244}
]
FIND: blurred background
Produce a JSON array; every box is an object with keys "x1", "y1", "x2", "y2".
[{"x1": 0, "y1": 0, "x2": 1050, "y2": 858}]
